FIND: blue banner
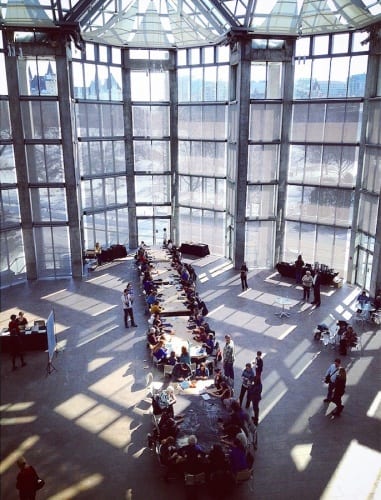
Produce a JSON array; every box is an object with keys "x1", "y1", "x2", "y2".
[{"x1": 46, "y1": 311, "x2": 56, "y2": 362}]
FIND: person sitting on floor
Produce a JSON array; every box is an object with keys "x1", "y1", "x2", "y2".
[
  {"x1": 229, "y1": 438, "x2": 248, "y2": 474},
  {"x1": 158, "y1": 410, "x2": 180, "y2": 439},
  {"x1": 213, "y1": 368, "x2": 228, "y2": 391},
  {"x1": 150, "y1": 301, "x2": 163, "y2": 315},
  {"x1": 152, "y1": 340, "x2": 168, "y2": 364},
  {"x1": 159, "y1": 436, "x2": 181, "y2": 480},
  {"x1": 203, "y1": 334, "x2": 215, "y2": 355},
  {"x1": 166, "y1": 350, "x2": 177, "y2": 366},
  {"x1": 147, "y1": 327, "x2": 159, "y2": 346},
  {"x1": 172, "y1": 363, "x2": 192, "y2": 382},
  {"x1": 206, "y1": 381, "x2": 233, "y2": 403},
  {"x1": 178, "y1": 435, "x2": 206, "y2": 474},
  {"x1": 193, "y1": 326, "x2": 208, "y2": 343},
  {"x1": 178, "y1": 345, "x2": 191, "y2": 365},
  {"x1": 194, "y1": 363, "x2": 209, "y2": 380}
]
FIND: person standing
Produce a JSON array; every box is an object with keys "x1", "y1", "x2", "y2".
[
  {"x1": 121, "y1": 288, "x2": 137, "y2": 328},
  {"x1": 94, "y1": 242, "x2": 102, "y2": 266},
  {"x1": 239, "y1": 363, "x2": 255, "y2": 408},
  {"x1": 323, "y1": 358, "x2": 341, "y2": 402},
  {"x1": 312, "y1": 271, "x2": 321, "y2": 307},
  {"x1": 240, "y1": 262, "x2": 248, "y2": 291},
  {"x1": 331, "y1": 367, "x2": 346, "y2": 416},
  {"x1": 254, "y1": 351, "x2": 263, "y2": 379},
  {"x1": 223, "y1": 335, "x2": 235, "y2": 382},
  {"x1": 17, "y1": 311, "x2": 29, "y2": 332},
  {"x1": 302, "y1": 270, "x2": 313, "y2": 302},
  {"x1": 9, "y1": 314, "x2": 26, "y2": 371},
  {"x1": 247, "y1": 375, "x2": 262, "y2": 425},
  {"x1": 295, "y1": 254, "x2": 304, "y2": 284},
  {"x1": 16, "y1": 456, "x2": 43, "y2": 500}
]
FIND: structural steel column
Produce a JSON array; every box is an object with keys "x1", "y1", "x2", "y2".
[
  {"x1": 275, "y1": 40, "x2": 294, "y2": 265},
  {"x1": 232, "y1": 39, "x2": 251, "y2": 269},
  {"x1": 56, "y1": 46, "x2": 83, "y2": 278},
  {"x1": 5, "y1": 52, "x2": 37, "y2": 279},
  {"x1": 123, "y1": 49, "x2": 138, "y2": 250},
  {"x1": 169, "y1": 50, "x2": 179, "y2": 246}
]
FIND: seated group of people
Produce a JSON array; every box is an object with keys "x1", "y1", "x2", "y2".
[{"x1": 155, "y1": 394, "x2": 255, "y2": 489}]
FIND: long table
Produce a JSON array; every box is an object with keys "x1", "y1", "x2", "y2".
[
  {"x1": 276, "y1": 262, "x2": 339, "y2": 285},
  {"x1": 148, "y1": 249, "x2": 190, "y2": 317}
]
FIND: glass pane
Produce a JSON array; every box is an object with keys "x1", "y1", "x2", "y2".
[
  {"x1": 248, "y1": 145, "x2": 278, "y2": 182},
  {"x1": 249, "y1": 103, "x2": 281, "y2": 141},
  {"x1": 332, "y1": 33, "x2": 349, "y2": 54},
  {"x1": 131, "y1": 71, "x2": 150, "y2": 101},
  {"x1": 134, "y1": 140, "x2": 169, "y2": 173},
  {"x1": 27, "y1": 144, "x2": 64, "y2": 183},
  {"x1": 295, "y1": 37, "x2": 310, "y2": 57},
  {"x1": 311, "y1": 58, "x2": 330, "y2": 98},
  {"x1": 328, "y1": 57, "x2": 349, "y2": 97},
  {"x1": 267, "y1": 62, "x2": 282, "y2": 99},
  {"x1": 245, "y1": 221, "x2": 275, "y2": 267},
  {"x1": 251, "y1": 62, "x2": 266, "y2": 99},
  {"x1": 294, "y1": 58, "x2": 312, "y2": 99},
  {"x1": 191, "y1": 67, "x2": 203, "y2": 101},
  {"x1": 0, "y1": 145, "x2": 16, "y2": 183},
  {"x1": 204, "y1": 66, "x2": 217, "y2": 101},
  {"x1": 178, "y1": 68, "x2": 190, "y2": 102},
  {"x1": 313, "y1": 36, "x2": 329, "y2": 56},
  {"x1": 348, "y1": 55, "x2": 367, "y2": 97},
  {"x1": 1, "y1": 188, "x2": 20, "y2": 227},
  {"x1": 217, "y1": 65, "x2": 229, "y2": 101},
  {"x1": 0, "y1": 53, "x2": 8, "y2": 94}
]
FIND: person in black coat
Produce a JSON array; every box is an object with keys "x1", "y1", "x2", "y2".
[
  {"x1": 332, "y1": 367, "x2": 346, "y2": 416},
  {"x1": 240, "y1": 262, "x2": 248, "y2": 291},
  {"x1": 312, "y1": 271, "x2": 321, "y2": 307}
]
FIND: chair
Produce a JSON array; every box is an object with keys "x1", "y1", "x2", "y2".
[
  {"x1": 234, "y1": 468, "x2": 253, "y2": 484},
  {"x1": 184, "y1": 472, "x2": 206, "y2": 486},
  {"x1": 351, "y1": 333, "x2": 363, "y2": 356},
  {"x1": 145, "y1": 372, "x2": 163, "y2": 397},
  {"x1": 353, "y1": 310, "x2": 367, "y2": 329},
  {"x1": 163, "y1": 364, "x2": 174, "y2": 377},
  {"x1": 190, "y1": 362, "x2": 197, "y2": 376}
]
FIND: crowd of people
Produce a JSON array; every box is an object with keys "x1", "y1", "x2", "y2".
[{"x1": 138, "y1": 241, "x2": 263, "y2": 491}]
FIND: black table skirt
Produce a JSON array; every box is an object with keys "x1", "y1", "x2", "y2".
[
  {"x1": 0, "y1": 332, "x2": 48, "y2": 353},
  {"x1": 180, "y1": 243, "x2": 210, "y2": 257},
  {"x1": 276, "y1": 262, "x2": 338, "y2": 285}
]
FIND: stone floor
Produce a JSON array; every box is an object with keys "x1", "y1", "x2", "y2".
[{"x1": 1, "y1": 252, "x2": 380, "y2": 500}]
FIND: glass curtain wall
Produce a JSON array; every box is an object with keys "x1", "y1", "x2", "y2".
[
  {"x1": 177, "y1": 46, "x2": 229, "y2": 255},
  {"x1": 246, "y1": 58, "x2": 282, "y2": 267},
  {"x1": 0, "y1": 38, "x2": 26, "y2": 287},
  {"x1": 72, "y1": 43, "x2": 129, "y2": 251},
  {"x1": 130, "y1": 49, "x2": 172, "y2": 247},
  {"x1": 352, "y1": 50, "x2": 381, "y2": 289},
  {"x1": 1, "y1": 29, "x2": 378, "y2": 288},
  {"x1": 284, "y1": 32, "x2": 369, "y2": 278}
]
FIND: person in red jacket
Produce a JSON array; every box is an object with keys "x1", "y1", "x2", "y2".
[{"x1": 8, "y1": 314, "x2": 26, "y2": 371}]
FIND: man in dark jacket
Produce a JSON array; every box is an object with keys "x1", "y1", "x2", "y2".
[{"x1": 247, "y1": 376, "x2": 262, "y2": 426}]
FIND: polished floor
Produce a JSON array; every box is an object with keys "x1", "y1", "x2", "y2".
[{"x1": 1, "y1": 252, "x2": 380, "y2": 500}]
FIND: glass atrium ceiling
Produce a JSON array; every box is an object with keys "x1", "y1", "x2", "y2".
[{"x1": 1, "y1": 0, "x2": 381, "y2": 48}]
